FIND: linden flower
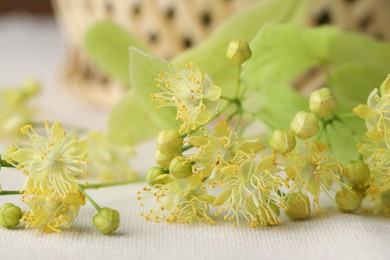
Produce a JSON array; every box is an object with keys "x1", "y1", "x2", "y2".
[
  {"x1": 8, "y1": 122, "x2": 88, "y2": 198},
  {"x1": 277, "y1": 140, "x2": 343, "y2": 209},
  {"x1": 139, "y1": 175, "x2": 214, "y2": 224},
  {"x1": 357, "y1": 135, "x2": 390, "y2": 193},
  {"x1": 189, "y1": 121, "x2": 264, "y2": 179},
  {"x1": 0, "y1": 80, "x2": 40, "y2": 139},
  {"x1": 87, "y1": 131, "x2": 137, "y2": 181},
  {"x1": 353, "y1": 85, "x2": 390, "y2": 148},
  {"x1": 151, "y1": 62, "x2": 222, "y2": 133},
  {"x1": 22, "y1": 191, "x2": 85, "y2": 233},
  {"x1": 214, "y1": 156, "x2": 285, "y2": 227}
]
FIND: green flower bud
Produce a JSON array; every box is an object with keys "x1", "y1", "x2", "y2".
[
  {"x1": 269, "y1": 128, "x2": 296, "y2": 154},
  {"x1": 156, "y1": 129, "x2": 183, "y2": 155},
  {"x1": 284, "y1": 192, "x2": 311, "y2": 220},
  {"x1": 155, "y1": 150, "x2": 174, "y2": 169},
  {"x1": 226, "y1": 40, "x2": 252, "y2": 64},
  {"x1": 290, "y1": 111, "x2": 319, "y2": 140},
  {"x1": 146, "y1": 167, "x2": 166, "y2": 186},
  {"x1": 344, "y1": 161, "x2": 370, "y2": 186},
  {"x1": 93, "y1": 207, "x2": 120, "y2": 235},
  {"x1": 335, "y1": 188, "x2": 364, "y2": 213},
  {"x1": 309, "y1": 88, "x2": 337, "y2": 116},
  {"x1": 169, "y1": 156, "x2": 193, "y2": 179},
  {"x1": 0, "y1": 203, "x2": 22, "y2": 228}
]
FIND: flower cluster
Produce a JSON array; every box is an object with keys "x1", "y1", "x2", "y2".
[
  {"x1": 7, "y1": 122, "x2": 88, "y2": 232},
  {"x1": 354, "y1": 75, "x2": 390, "y2": 213},
  {"x1": 144, "y1": 61, "x2": 362, "y2": 227},
  {"x1": 151, "y1": 63, "x2": 221, "y2": 134}
]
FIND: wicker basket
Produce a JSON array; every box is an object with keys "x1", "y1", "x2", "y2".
[{"x1": 53, "y1": 0, "x2": 390, "y2": 108}]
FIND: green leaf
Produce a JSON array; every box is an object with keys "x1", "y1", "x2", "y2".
[
  {"x1": 84, "y1": 21, "x2": 146, "y2": 86},
  {"x1": 107, "y1": 91, "x2": 161, "y2": 144},
  {"x1": 243, "y1": 24, "x2": 339, "y2": 88},
  {"x1": 330, "y1": 63, "x2": 388, "y2": 111},
  {"x1": 171, "y1": 0, "x2": 310, "y2": 98},
  {"x1": 129, "y1": 47, "x2": 179, "y2": 129}
]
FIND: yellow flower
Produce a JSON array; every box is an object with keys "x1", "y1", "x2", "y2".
[
  {"x1": 0, "y1": 79, "x2": 40, "y2": 139},
  {"x1": 353, "y1": 86, "x2": 390, "y2": 148},
  {"x1": 189, "y1": 121, "x2": 264, "y2": 179},
  {"x1": 151, "y1": 63, "x2": 221, "y2": 133},
  {"x1": 139, "y1": 175, "x2": 214, "y2": 225},
  {"x1": 8, "y1": 122, "x2": 88, "y2": 198},
  {"x1": 214, "y1": 156, "x2": 285, "y2": 227},
  {"x1": 87, "y1": 131, "x2": 137, "y2": 181},
  {"x1": 278, "y1": 140, "x2": 343, "y2": 209},
  {"x1": 357, "y1": 135, "x2": 390, "y2": 193},
  {"x1": 22, "y1": 191, "x2": 85, "y2": 233}
]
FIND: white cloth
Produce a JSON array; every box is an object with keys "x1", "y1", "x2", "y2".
[{"x1": 0, "y1": 14, "x2": 390, "y2": 260}]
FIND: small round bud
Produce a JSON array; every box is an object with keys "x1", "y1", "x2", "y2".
[
  {"x1": 146, "y1": 167, "x2": 166, "y2": 186},
  {"x1": 93, "y1": 207, "x2": 120, "y2": 235},
  {"x1": 290, "y1": 111, "x2": 319, "y2": 140},
  {"x1": 269, "y1": 128, "x2": 296, "y2": 154},
  {"x1": 226, "y1": 40, "x2": 252, "y2": 64},
  {"x1": 309, "y1": 88, "x2": 337, "y2": 116},
  {"x1": 344, "y1": 161, "x2": 370, "y2": 186},
  {"x1": 156, "y1": 129, "x2": 183, "y2": 155},
  {"x1": 155, "y1": 150, "x2": 174, "y2": 169},
  {"x1": 284, "y1": 192, "x2": 311, "y2": 220},
  {"x1": 335, "y1": 188, "x2": 364, "y2": 213},
  {"x1": 381, "y1": 189, "x2": 390, "y2": 207},
  {"x1": 169, "y1": 156, "x2": 193, "y2": 179},
  {"x1": 0, "y1": 203, "x2": 22, "y2": 228}
]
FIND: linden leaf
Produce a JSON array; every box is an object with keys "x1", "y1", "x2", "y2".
[{"x1": 84, "y1": 21, "x2": 146, "y2": 86}]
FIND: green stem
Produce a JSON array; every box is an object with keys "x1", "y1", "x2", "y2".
[
  {"x1": 80, "y1": 177, "x2": 145, "y2": 190},
  {"x1": 182, "y1": 144, "x2": 193, "y2": 152},
  {"x1": 0, "y1": 190, "x2": 22, "y2": 196},
  {"x1": 234, "y1": 111, "x2": 243, "y2": 132},
  {"x1": 337, "y1": 113, "x2": 356, "y2": 119},
  {"x1": 0, "y1": 159, "x2": 15, "y2": 168},
  {"x1": 220, "y1": 95, "x2": 236, "y2": 102},
  {"x1": 78, "y1": 186, "x2": 101, "y2": 212},
  {"x1": 234, "y1": 66, "x2": 242, "y2": 98},
  {"x1": 334, "y1": 116, "x2": 361, "y2": 144}
]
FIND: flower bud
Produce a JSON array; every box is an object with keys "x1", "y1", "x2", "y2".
[
  {"x1": 344, "y1": 161, "x2": 370, "y2": 186},
  {"x1": 146, "y1": 166, "x2": 166, "y2": 186},
  {"x1": 290, "y1": 111, "x2": 319, "y2": 140},
  {"x1": 156, "y1": 129, "x2": 183, "y2": 155},
  {"x1": 309, "y1": 88, "x2": 337, "y2": 116},
  {"x1": 155, "y1": 150, "x2": 174, "y2": 169},
  {"x1": 169, "y1": 156, "x2": 193, "y2": 179},
  {"x1": 335, "y1": 188, "x2": 364, "y2": 213},
  {"x1": 93, "y1": 207, "x2": 120, "y2": 235},
  {"x1": 380, "y1": 189, "x2": 390, "y2": 207},
  {"x1": 284, "y1": 192, "x2": 311, "y2": 220},
  {"x1": 0, "y1": 203, "x2": 22, "y2": 228},
  {"x1": 269, "y1": 128, "x2": 296, "y2": 154},
  {"x1": 226, "y1": 40, "x2": 252, "y2": 64}
]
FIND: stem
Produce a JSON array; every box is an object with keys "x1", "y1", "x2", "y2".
[
  {"x1": 338, "y1": 113, "x2": 356, "y2": 119},
  {"x1": 220, "y1": 95, "x2": 236, "y2": 102},
  {"x1": 0, "y1": 159, "x2": 15, "y2": 168},
  {"x1": 182, "y1": 144, "x2": 193, "y2": 152},
  {"x1": 234, "y1": 111, "x2": 243, "y2": 132},
  {"x1": 334, "y1": 116, "x2": 361, "y2": 144},
  {"x1": 234, "y1": 66, "x2": 242, "y2": 98},
  {"x1": 80, "y1": 177, "x2": 145, "y2": 190},
  {"x1": 78, "y1": 186, "x2": 101, "y2": 212},
  {"x1": 324, "y1": 124, "x2": 332, "y2": 148},
  {"x1": 0, "y1": 190, "x2": 22, "y2": 196}
]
